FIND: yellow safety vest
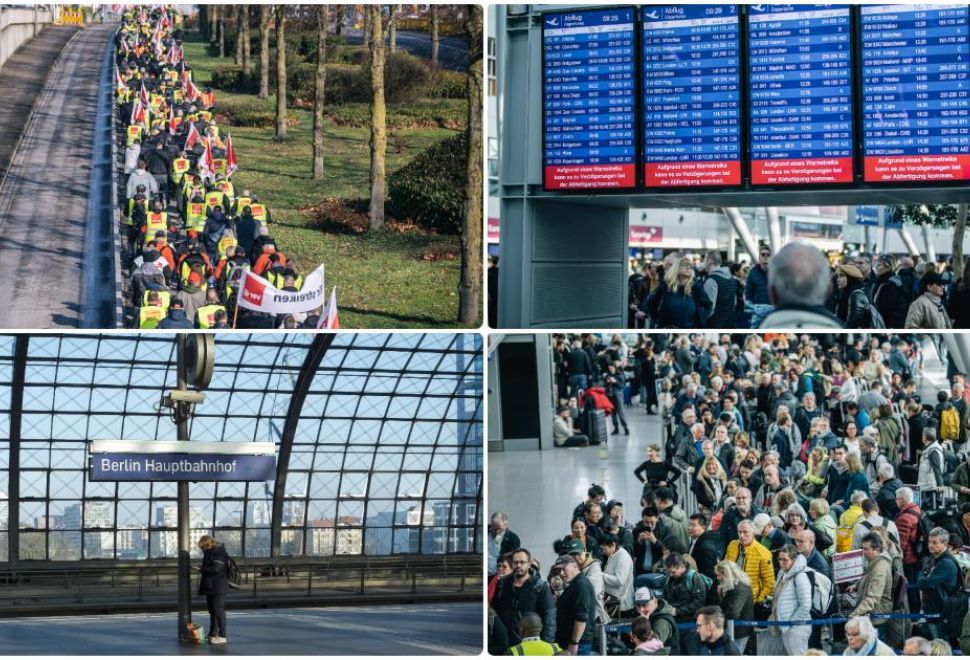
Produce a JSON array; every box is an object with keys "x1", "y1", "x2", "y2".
[
  {"x1": 195, "y1": 304, "x2": 226, "y2": 329},
  {"x1": 204, "y1": 190, "x2": 224, "y2": 211},
  {"x1": 212, "y1": 158, "x2": 227, "y2": 176},
  {"x1": 509, "y1": 640, "x2": 563, "y2": 656},
  {"x1": 173, "y1": 88, "x2": 184, "y2": 103},
  {"x1": 171, "y1": 158, "x2": 190, "y2": 184},
  {"x1": 268, "y1": 272, "x2": 303, "y2": 290},
  {"x1": 249, "y1": 204, "x2": 268, "y2": 223},
  {"x1": 165, "y1": 69, "x2": 178, "y2": 84},
  {"x1": 127, "y1": 197, "x2": 148, "y2": 226},
  {"x1": 143, "y1": 290, "x2": 171, "y2": 311},
  {"x1": 217, "y1": 236, "x2": 238, "y2": 262},
  {"x1": 217, "y1": 181, "x2": 234, "y2": 205},
  {"x1": 139, "y1": 306, "x2": 165, "y2": 329},
  {"x1": 233, "y1": 197, "x2": 252, "y2": 216},
  {"x1": 185, "y1": 202, "x2": 207, "y2": 231},
  {"x1": 200, "y1": 110, "x2": 214, "y2": 123},
  {"x1": 150, "y1": 93, "x2": 164, "y2": 112},
  {"x1": 186, "y1": 112, "x2": 198, "y2": 124},
  {"x1": 145, "y1": 212, "x2": 168, "y2": 239},
  {"x1": 126, "y1": 125, "x2": 143, "y2": 146}
]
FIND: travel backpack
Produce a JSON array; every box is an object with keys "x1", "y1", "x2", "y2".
[
  {"x1": 889, "y1": 567, "x2": 912, "y2": 643},
  {"x1": 939, "y1": 556, "x2": 966, "y2": 644},
  {"x1": 904, "y1": 508, "x2": 934, "y2": 556},
  {"x1": 803, "y1": 567, "x2": 833, "y2": 617},
  {"x1": 944, "y1": 449, "x2": 961, "y2": 478},
  {"x1": 686, "y1": 568, "x2": 715, "y2": 605},
  {"x1": 941, "y1": 406, "x2": 961, "y2": 441},
  {"x1": 226, "y1": 555, "x2": 241, "y2": 590}
]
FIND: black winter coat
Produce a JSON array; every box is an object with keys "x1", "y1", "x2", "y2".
[{"x1": 198, "y1": 544, "x2": 230, "y2": 595}]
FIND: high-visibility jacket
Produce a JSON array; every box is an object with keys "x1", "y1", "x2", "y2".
[
  {"x1": 204, "y1": 190, "x2": 225, "y2": 211},
  {"x1": 143, "y1": 289, "x2": 171, "y2": 311},
  {"x1": 186, "y1": 112, "x2": 199, "y2": 124},
  {"x1": 157, "y1": 245, "x2": 177, "y2": 272},
  {"x1": 117, "y1": 88, "x2": 131, "y2": 105},
  {"x1": 139, "y1": 305, "x2": 165, "y2": 329},
  {"x1": 216, "y1": 180, "x2": 234, "y2": 205},
  {"x1": 179, "y1": 255, "x2": 212, "y2": 283},
  {"x1": 207, "y1": 124, "x2": 220, "y2": 139},
  {"x1": 127, "y1": 196, "x2": 148, "y2": 226},
  {"x1": 212, "y1": 158, "x2": 227, "y2": 176},
  {"x1": 144, "y1": 212, "x2": 168, "y2": 238},
  {"x1": 126, "y1": 124, "x2": 143, "y2": 146},
  {"x1": 149, "y1": 93, "x2": 164, "y2": 112},
  {"x1": 254, "y1": 252, "x2": 286, "y2": 276},
  {"x1": 196, "y1": 304, "x2": 226, "y2": 329},
  {"x1": 509, "y1": 640, "x2": 563, "y2": 656},
  {"x1": 184, "y1": 202, "x2": 207, "y2": 232},
  {"x1": 249, "y1": 203, "x2": 268, "y2": 224},
  {"x1": 165, "y1": 69, "x2": 178, "y2": 85},
  {"x1": 217, "y1": 235, "x2": 238, "y2": 262},
  {"x1": 268, "y1": 271, "x2": 302, "y2": 290},
  {"x1": 173, "y1": 88, "x2": 184, "y2": 103},
  {"x1": 170, "y1": 157, "x2": 190, "y2": 185},
  {"x1": 233, "y1": 196, "x2": 253, "y2": 217},
  {"x1": 200, "y1": 92, "x2": 216, "y2": 109}
]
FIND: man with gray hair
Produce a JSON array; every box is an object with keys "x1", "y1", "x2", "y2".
[
  {"x1": 760, "y1": 242, "x2": 844, "y2": 329},
  {"x1": 875, "y1": 462, "x2": 902, "y2": 518},
  {"x1": 490, "y1": 512, "x2": 521, "y2": 557},
  {"x1": 902, "y1": 636, "x2": 932, "y2": 656},
  {"x1": 916, "y1": 527, "x2": 960, "y2": 640},
  {"x1": 702, "y1": 250, "x2": 742, "y2": 329}
]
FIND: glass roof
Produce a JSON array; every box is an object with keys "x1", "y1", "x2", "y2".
[{"x1": 0, "y1": 333, "x2": 483, "y2": 561}]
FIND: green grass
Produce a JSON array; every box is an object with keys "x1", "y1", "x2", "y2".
[{"x1": 183, "y1": 37, "x2": 469, "y2": 328}]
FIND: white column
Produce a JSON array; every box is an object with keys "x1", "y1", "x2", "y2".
[
  {"x1": 766, "y1": 207, "x2": 783, "y2": 254},
  {"x1": 722, "y1": 207, "x2": 759, "y2": 261}
]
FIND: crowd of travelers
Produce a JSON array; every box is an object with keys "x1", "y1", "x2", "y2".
[
  {"x1": 116, "y1": 6, "x2": 318, "y2": 329},
  {"x1": 627, "y1": 243, "x2": 970, "y2": 331},
  {"x1": 489, "y1": 333, "x2": 970, "y2": 656}
]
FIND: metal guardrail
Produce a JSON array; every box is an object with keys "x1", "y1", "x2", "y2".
[{"x1": 0, "y1": 555, "x2": 482, "y2": 615}]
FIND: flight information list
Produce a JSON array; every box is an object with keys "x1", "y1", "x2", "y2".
[
  {"x1": 748, "y1": 4, "x2": 855, "y2": 186},
  {"x1": 860, "y1": 5, "x2": 970, "y2": 183},
  {"x1": 642, "y1": 5, "x2": 742, "y2": 187},
  {"x1": 542, "y1": 8, "x2": 636, "y2": 190}
]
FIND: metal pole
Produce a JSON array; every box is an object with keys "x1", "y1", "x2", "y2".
[{"x1": 176, "y1": 334, "x2": 192, "y2": 640}]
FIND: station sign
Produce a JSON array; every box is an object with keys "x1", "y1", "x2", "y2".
[
  {"x1": 860, "y1": 5, "x2": 970, "y2": 183},
  {"x1": 851, "y1": 205, "x2": 882, "y2": 227},
  {"x1": 542, "y1": 8, "x2": 637, "y2": 190},
  {"x1": 642, "y1": 5, "x2": 742, "y2": 187},
  {"x1": 88, "y1": 440, "x2": 277, "y2": 482}
]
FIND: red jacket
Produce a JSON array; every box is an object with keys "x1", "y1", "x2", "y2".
[
  {"x1": 579, "y1": 387, "x2": 615, "y2": 415},
  {"x1": 895, "y1": 502, "x2": 923, "y2": 566}
]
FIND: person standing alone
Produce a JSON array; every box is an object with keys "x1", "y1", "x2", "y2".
[{"x1": 198, "y1": 535, "x2": 230, "y2": 644}]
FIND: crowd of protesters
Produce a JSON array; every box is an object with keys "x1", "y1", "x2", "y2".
[
  {"x1": 627, "y1": 243, "x2": 970, "y2": 330},
  {"x1": 489, "y1": 333, "x2": 970, "y2": 656},
  {"x1": 117, "y1": 7, "x2": 317, "y2": 329}
]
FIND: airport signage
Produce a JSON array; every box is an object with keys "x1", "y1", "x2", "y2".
[
  {"x1": 860, "y1": 5, "x2": 970, "y2": 183},
  {"x1": 88, "y1": 440, "x2": 277, "y2": 482},
  {"x1": 642, "y1": 5, "x2": 742, "y2": 187},
  {"x1": 832, "y1": 549, "x2": 866, "y2": 584},
  {"x1": 537, "y1": 4, "x2": 970, "y2": 193},
  {"x1": 542, "y1": 8, "x2": 637, "y2": 190}
]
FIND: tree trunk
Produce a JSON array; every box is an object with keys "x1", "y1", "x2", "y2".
[
  {"x1": 208, "y1": 5, "x2": 217, "y2": 45},
  {"x1": 430, "y1": 5, "x2": 440, "y2": 66},
  {"x1": 368, "y1": 5, "x2": 386, "y2": 231},
  {"x1": 362, "y1": 8, "x2": 370, "y2": 48},
  {"x1": 335, "y1": 6, "x2": 344, "y2": 35},
  {"x1": 218, "y1": 7, "x2": 225, "y2": 58},
  {"x1": 275, "y1": 5, "x2": 287, "y2": 140},
  {"x1": 458, "y1": 5, "x2": 483, "y2": 326},
  {"x1": 258, "y1": 5, "x2": 270, "y2": 99},
  {"x1": 234, "y1": 5, "x2": 243, "y2": 65},
  {"x1": 241, "y1": 7, "x2": 251, "y2": 84},
  {"x1": 313, "y1": 5, "x2": 328, "y2": 180},
  {"x1": 955, "y1": 204, "x2": 968, "y2": 277},
  {"x1": 388, "y1": 5, "x2": 397, "y2": 52},
  {"x1": 199, "y1": 5, "x2": 210, "y2": 41}
]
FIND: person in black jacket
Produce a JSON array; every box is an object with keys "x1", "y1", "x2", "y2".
[
  {"x1": 834, "y1": 264, "x2": 876, "y2": 329},
  {"x1": 197, "y1": 535, "x2": 230, "y2": 644},
  {"x1": 489, "y1": 512, "x2": 521, "y2": 557},
  {"x1": 493, "y1": 548, "x2": 557, "y2": 646},
  {"x1": 554, "y1": 554, "x2": 597, "y2": 655},
  {"x1": 873, "y1": 255, "x2": 910, "y2": 329},
  {"x1": 687, "y1": 514, "x2": 721, "y2": 582}
]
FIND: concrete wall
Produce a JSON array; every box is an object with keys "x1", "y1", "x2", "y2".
[{"x1": 0, "y1": 6, "x2": 54, "y2": 71}]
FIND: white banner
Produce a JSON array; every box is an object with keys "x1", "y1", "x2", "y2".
[{"x1": 237, "y1": 265, "x2": 325, "y2": 315}]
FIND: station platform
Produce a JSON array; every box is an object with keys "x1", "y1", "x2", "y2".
[
  {"x1": 0, "y1": 601, "x2": 481, "y2": 655},
  {"x1": 488, "y1": 338, "x2": 949, "y2": 575}
]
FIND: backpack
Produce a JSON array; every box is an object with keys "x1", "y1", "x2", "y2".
[
  {"x1": 889, "y1": 567, "x2": 913, "y2": 643},
  {"x1": 687, "y1": 568, "x2": 715, "y2": 605},
  {"x1": 859, "y1": 518, "x2": 899, "y2": 546},
  {"x1": 226, "y1": 555, "x2": 241, "y2": 590},
  {"x1": 939, "y1": 556, "x2": 967, "y2": 644},
  {"x1": 803, "y1": 567, "x2": 834, "y2": 617},
  {"x1": 941, "y1": 406, "x2": 961, "y2": 441},
  {"x1": 944, "y1": 449, "x2": 961, "y2": 477},
  {"x1": 905, "y1": 508, "x2": 934, "y2": 556}
]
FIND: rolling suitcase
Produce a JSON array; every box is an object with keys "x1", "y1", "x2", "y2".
[{"x1": 589, "y1": 409, "x2": 608, "y2": 445}]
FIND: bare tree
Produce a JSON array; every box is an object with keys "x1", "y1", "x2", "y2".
[
  {"x1": 234, "y1": 6, "x2": 243, "y2": 65},
  {"x1": 388, "y1": 4, "x2": 397, "y2": 53},
  {"x1": 430, "y1": 5, "x2": 440, "y2": 66},
  {"x1": 218, "y1": 5, "x2": 226, "y2": 57},
  {"x1": 362, "y1": 6, "x2": 370, "y2": 49},
  {"x1": 458, "y1": 5, "x2": 482, "y2": 325},
  {"x1": 241, "y1": 7, "x2": 251, "y2": 85},
  {"x1": 368, "y1": 4, "x2": 386, "y2": 231},
  {"x1": 313, "y1": 5, "x2": 329, "y2": 180},
  {"x1": 258, "y1": 5, "x2": 270, "y2": 99},
  {"x1": 274, "y1": 5, "x2": 287, "y2": 140},
  {"x1": 208, "y1": 5, "x2": 217, "y2": 45}
]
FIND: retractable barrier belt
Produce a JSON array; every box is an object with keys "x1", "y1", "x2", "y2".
[{"x1": 604, "y1": 611, "x2": 941, "y2": 635}]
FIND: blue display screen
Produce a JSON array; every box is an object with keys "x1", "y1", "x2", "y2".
[
  {"x1": 747, "y1": 4, "x2": 855, "y2": 186},
  {"x1": 860, "y1": 4, "x2": 970, "y2": 182},
  {"x1": 642, "y1": 5, "x2": 742, "y2": 187},
  {"x1": 542, "y1": 8, "x2": 637, "y2": 190}
]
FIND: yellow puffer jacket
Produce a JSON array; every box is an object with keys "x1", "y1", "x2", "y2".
[
  {"x1": 837, "y1": 504, "x2": 864, "y2": 553},
  {"x1": 725, "y1": 539, "x2": 775, "y2": 603}
]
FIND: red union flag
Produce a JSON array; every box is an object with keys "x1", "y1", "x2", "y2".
[
  {"x1": 225, "y1": 133, "x2": 238, "y2": 177},
  {"x1": 237, "y1": 266, "x2": 326, "y2": 315},
  {"x1": 183, "y1": 122, "x2": 201, "y2": 151}
]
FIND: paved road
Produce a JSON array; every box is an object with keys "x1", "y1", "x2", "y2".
[
  {"x1": 0, "y1": 24, "x2": 114, "y2": 328},
  {"x1": 0, "y1": 25, "x2": 78, "y2": 177},
  {"x1": 0, "y1": 602, "x2": 482, "y2": 655},
  {"x1": 343, "y1": 29, "x2": 469, "y2": 71}
]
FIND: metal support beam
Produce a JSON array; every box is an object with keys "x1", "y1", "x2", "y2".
[
  {"x1": 922, "y1": 224, "x2": 937, "y2": 262},
  {"x1": 898, "y1": 227, "x2": 920, "y2": 257},
  {"x1": 766, "y1": 207, "x2": 782, "y2": 254},
  {"x1": 176, "y1": 335, "x2": 191, "y2": 640},
  {"x1": 722, "y1": 208, "x2": 759, "y2": 261},
  {"x1": 6, "y1": 336, "x2": 28, "y2": 565},
  {"x1": 271, "y1": 334, "x2": 336, "y2": 558}
]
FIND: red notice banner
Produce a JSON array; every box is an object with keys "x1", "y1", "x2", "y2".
[
  {"x1": 864, "y1": 155, "x2": 970, "y2": 183},
  {"x1": 645, "y1": 161, "x2": 741, "y2": 188},
  {"x1": 544, "y1": 164, "x2": 636, "y2": 191},
  {"x1": 751, "y1": 157, "x2": 854, "y2": 186}
]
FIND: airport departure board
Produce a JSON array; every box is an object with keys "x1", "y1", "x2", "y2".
[
  {"x1": 542, "y1": 8, "x2": 637, "y2": 190},
  {"x1": 860, "y1": 4, "x2": 970, "y2": 182},
  {"x1": 747, "y1": 4, "x2": 855, "y2": 186},
  {"x1": 642, "y1": 5, "x2": 742, "y2": 187}
]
